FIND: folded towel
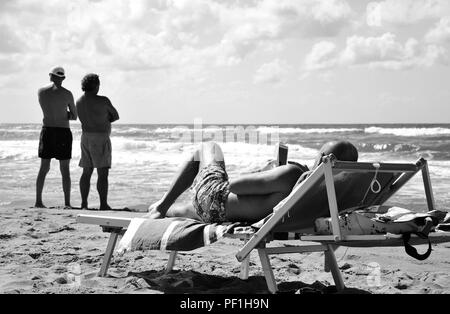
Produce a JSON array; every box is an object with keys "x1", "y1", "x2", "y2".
[{"x1": 117, "y1": 217, "x2": 236, "y2": 255}]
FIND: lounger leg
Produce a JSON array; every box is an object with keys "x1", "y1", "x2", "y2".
[
  {"x1": 239, "y1": 255, "x2": 250, "y2": 280},
  {"x1": 166, "y1": 251, "x2": 178, "y2": 274},
  {"x1": 325, "y1": 244, "x2": 345, "y2": 292},
  {"x1": 258, "y1": 248, "x2": 278, "y2": 294},
  {"x1": 324, "y1": 245, "x2": 338, "y2": 273},
  {"x1": 99, "y1": 232, "x2": 120, "y2": 277},
  {"x1": 421, "y1": 162, "x2": 435, "y2": 211}
]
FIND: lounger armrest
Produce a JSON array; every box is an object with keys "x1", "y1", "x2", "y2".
[
  {"x1": 76, "y1": 214, "x2": 132, "y2": 229},
  {"x1": 332, "y1": 161, "x2": 420, "y2": 173}
]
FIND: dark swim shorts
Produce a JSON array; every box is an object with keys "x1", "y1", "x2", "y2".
[
  {"x1": 38, "y1": 127, "x2": 73, "y2": 160},
  {"x1": 191, "y1": 162, "x2": 231, "y2": 224}
]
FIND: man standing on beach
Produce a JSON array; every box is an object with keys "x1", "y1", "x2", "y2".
[
  {"x1": 35, "y1": 67, "x2": 77, "y2": 208},
  {"x1": 76, "y1": 74, "x2": 119, "y2": 210}
]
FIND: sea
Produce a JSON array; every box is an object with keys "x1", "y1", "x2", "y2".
[{"x1": 0, "y1": 123, "x2": 449, "y2": 211}]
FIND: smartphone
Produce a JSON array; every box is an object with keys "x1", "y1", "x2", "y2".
[{"x1": 276, "y1": 143, "x2": 288, "y2": 166}]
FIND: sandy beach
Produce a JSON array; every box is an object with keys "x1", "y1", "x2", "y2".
[
  {"x1": 1, "y1": 204, "x2": 449, "y2": 295},
  {"x1": 2, "y1": 0, "x2": 450, "y2": 300}
]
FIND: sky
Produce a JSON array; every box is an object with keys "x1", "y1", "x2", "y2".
[{"x1": 0, "y1": 0, "x2": 449, "y2": 124}]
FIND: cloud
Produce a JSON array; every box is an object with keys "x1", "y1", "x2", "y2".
[
  {"x1": 0, "y1": 57, "x2": 22, "y2": 75},
  {"x1": 304, "y1": 33, "x2": 446, "y2": 72},
  {"x1": 217, "y1": 0, "x2": 354, "y2": 62},
  {"x1": 0, "y1": 0, "x2": 356, "y2": 81},
  {"x1": 0, "y1": 25, "x2": 26, "y2": 53},
  {"x1": 426, "y1": 17, "x2": 450, "y2": 45},
  {"x1": 253, "y1": 59, "x2": 290, "y2": 84},
  {"x1": 304, "y1": 41, "x2": 339, "y2": 71},
  {"x1": 366, "y1": 0, "x2": 450, "y2": 27},
  {"x1": 341, "y1": 33, "x2": 419, "y2": 68},
  {"x1": 423, "y1": 17, "x2": 450, "y2": 65}
]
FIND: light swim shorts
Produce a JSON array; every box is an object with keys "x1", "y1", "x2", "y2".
[
  {"x1": 79, "y1": 132, "x2": 112, "y2": 169},
  {"x1": 191, "y1": 162, "x2": 231, "y2": 224}
]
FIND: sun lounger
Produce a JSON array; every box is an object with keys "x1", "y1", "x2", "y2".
[
  {"x1": 76, "y1": 156, "x2": 450, "y2": 293},
  {"x1": 76, "y1": 214, "x2": 253, "y2": 278},
  {"x1": 234, "y1": 156, "x2": 450, "y2": 292}
]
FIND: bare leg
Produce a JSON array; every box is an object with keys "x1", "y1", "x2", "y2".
[
  {"x1": 59, "y1": 159, "x2": 71, "y2": 208},
  {"x1": 97, "y1": 168, "x2": 111, "y2": 210},
  {"x1": 80, "y1": 167, "x2": 93, "y2": 209},
  {"x1": 35, "y1": 159, "x2": 51, "y2": 208},
  {"x1": 148, "y1": 142, "x2": 224, "y2": 218}
]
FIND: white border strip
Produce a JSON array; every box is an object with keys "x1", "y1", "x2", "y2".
[
  {"x1": 160, "y1": 221, "x2": 181, "y2": 251},
  {"x1": 203, "y1": 224, "x2": 212, "y2": 246},
  {"x1": 116, "y1": 218, "x2": 146, "y2": 255}
]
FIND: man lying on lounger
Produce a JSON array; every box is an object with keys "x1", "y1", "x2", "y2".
[{"x1": 147, "y1": 141, "x2": 358, "y2": 223}]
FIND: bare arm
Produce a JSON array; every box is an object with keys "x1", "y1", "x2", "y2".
[
  {"x1": 38, "y1": 89, "x2": 44, "y2": 108},
  {"x1": 106, "y1": 98, "x2": 119, "y2": 123},
  {"x1": 67, "y1": 92, "x2": 77, "y2": 121}
]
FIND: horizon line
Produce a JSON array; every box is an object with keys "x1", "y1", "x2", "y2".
[{"x1": 1, "y1": 122, "x2": 450, "y2": 126}]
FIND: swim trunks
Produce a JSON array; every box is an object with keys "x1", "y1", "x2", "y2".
[
  {"x1": 191, "y1": 162, "x2": 231, "y2": 224},
  {"x1": 38, "y1": 127, "x2": 73, "y2": 160},
  {"x1": 79, "y1": 132, "x2": 112, "y2": 168}
]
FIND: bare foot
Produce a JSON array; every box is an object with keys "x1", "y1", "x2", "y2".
[
  {"x1": 34, "y1": 202, "x2": 46, "y2": 208},
  {"x1": 99, "y1": 205, "x2": 112, "y2": 211}
]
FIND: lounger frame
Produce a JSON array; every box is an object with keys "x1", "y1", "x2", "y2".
[
  {"x1": 235, "y1": 156, "x2": 439, "y2": 292},
  {"x1": 76, "y1": 156, "x2": 449, "y2": 293}
]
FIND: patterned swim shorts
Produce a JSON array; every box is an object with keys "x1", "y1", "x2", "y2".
[{"x1": 191, "y1": 162, "x2": 231, "y2": 224}]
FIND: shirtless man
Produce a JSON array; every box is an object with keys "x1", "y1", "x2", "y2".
[
  {"x1": 76, "y1": 74, "x2": 120, "y2": 210},
  {"x1": 35, "y1": 67, "x2": 77, "y2": 208},
  {"x1": 148, "y1": 141, "x2": 358, "y2": 223}
]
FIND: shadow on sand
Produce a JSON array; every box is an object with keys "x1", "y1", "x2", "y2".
[{"x1": 126, "y1": 269, "x2": 370, "y2": 294}]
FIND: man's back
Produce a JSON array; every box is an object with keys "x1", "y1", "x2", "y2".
[
  {"x1": 77, "y1": 94, "x2": 119, "y2": 134},
  {"x1": 38, "y1": 84, "x2": 75, "y2": 128},
  {"x1": 35, "y1": 67, "x2": 76, "y2": 209}
]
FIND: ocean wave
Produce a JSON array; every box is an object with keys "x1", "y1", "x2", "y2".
[
  {"x1": 113, "y1": 137, "x2": 317, "y2": 154},
  {"x1": 153, "y1": 127, "x2": 240, "y2": 134},
  {"x1": 359, "y1": 143, "x2": 420, "y2": 153},
  {"x1": 121, "y1": 126, "x2": 364, "y2": 136},
  {"x1": 113, "y1": 137, "x2": 195, "y2": 151},
  {"x1": 365, "y1": 127, "x2": 450, "y2": 137},
  {"x1": 0, "y1": 137, "x2": 442, "y2": 164},
  {"x1": 257, "y1": 127, "x2": 362, "y2": 134},
  {"x1": 104, "y1": 139, "x2": 320, "y2": 167},
  {"x1": 0, "y1": 141, "x2": 38, "y2": 161},
  {"x1": 0, "y1": 129, "x2": 41, "y2": 141},
  {"x1": 154, "y1": 127, "x2": 190, "y2": 134},
  {"x1": 113, "y1": 127, "x2": 151, "y2": 135},
  {"x1": 0, "y1": 128, "x2": 39, "y2": 133}
]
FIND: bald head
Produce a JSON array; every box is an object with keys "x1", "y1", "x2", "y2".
[{"x1": 313, "y1": 141, "x2": 358, "y2": 168}]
